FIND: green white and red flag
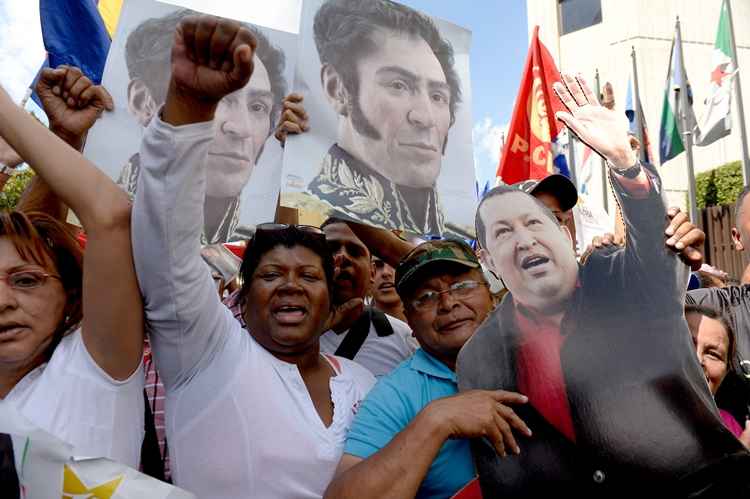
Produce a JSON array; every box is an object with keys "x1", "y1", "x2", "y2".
[{"x1": 695, "y1": 0, "x2": 737, "y2": 146}]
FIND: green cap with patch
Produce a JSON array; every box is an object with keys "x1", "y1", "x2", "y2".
[{"x1": 396, "y1": 239, "x2": 480, "y2": 296}]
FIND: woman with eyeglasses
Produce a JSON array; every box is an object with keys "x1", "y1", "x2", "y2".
[
  {"x1": 0, "y1": 80, "x2": 144, "y2": 466},
  {"x1": 131, "y1": 16, "x2": 375, "y2": 498}
]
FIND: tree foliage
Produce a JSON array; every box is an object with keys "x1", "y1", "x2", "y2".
[
  {"x1": 695, "y1": 160, "x2": 743, "y2": 209},
  {"x1": 0, "y1": 168, "x2": 35, "y2": 210}
]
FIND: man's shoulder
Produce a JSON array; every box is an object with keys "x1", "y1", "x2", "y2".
[
  {"x1": 332, "y1": 355, "x2": 377, "y2": 393},
  {"x1": 384, "y1": 314, "x2": 410, "y2": 331},
  {"x1": 688, "y1": 284, "x2": 750, "y2": 310},
  {"x1": 383, "y1": 314, "x2": 414, "y2": 340},
  {"x1": 358, "y1": 353, "x2": 428, "y2": 409}
]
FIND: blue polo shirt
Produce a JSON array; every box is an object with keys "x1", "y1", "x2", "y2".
[{"x1": 344, "y1": 349, "x2": 475, "y2": 498}]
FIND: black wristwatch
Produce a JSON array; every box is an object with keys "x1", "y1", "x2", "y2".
[{"x1": 611, "y1": 159, "x2": 642, "y2": 179}]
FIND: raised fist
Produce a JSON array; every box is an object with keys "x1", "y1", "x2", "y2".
[
  {"x1": 171, "y1": 15, "x2": 256, "y2": 104},
  {"x1": 36, "y1": 65, "x2": 114, "y2": 148}
]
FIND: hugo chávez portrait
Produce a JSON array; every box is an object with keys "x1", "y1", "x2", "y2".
[{"x1": 458, "y1": 166, "x2": 749, "y2": 496}]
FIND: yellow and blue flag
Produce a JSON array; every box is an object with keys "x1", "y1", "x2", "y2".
[{"x1": 39, "y1": 0, "x2": 111, "y2": 84}]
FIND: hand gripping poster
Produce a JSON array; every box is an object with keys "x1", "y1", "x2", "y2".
[
  {"x1": 280, "y1": 0, "x2": 477, "y2": 238},
  {"x1": 457, "y1": 75, "x2": 750, "y2": 496},
  {"x1": 84, "y1": 0, "x2": 298, "y2": 243}
]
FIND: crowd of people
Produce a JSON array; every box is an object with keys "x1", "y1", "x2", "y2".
[{"x1": 1, "y1": 10, "x2": 750, "y2": 499}]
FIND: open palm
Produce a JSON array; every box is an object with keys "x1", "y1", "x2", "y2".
[{"x1": 554, "y1": 73, "x2": 635, "y2": 169}]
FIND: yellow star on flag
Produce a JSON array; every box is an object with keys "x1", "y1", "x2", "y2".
[{"x1": 62, "y1": 464, "x2": 124, "y2": 499}]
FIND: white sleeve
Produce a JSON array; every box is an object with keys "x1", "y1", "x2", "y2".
[
  {"x1": 337, "y1": 357, "x2": 377, "y2": 396},
  {"x1": 132, "y1": 114, "x2": 237, "y2": 392},
  {"x1": 387, "y1": 316, "x2": 418, "y2": 354}
]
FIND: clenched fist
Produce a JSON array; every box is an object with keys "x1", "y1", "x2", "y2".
[
  {"x1": 36, "y1": 65, "x2": 114, "y2": 149},
  {"x1": 164, "y1": 15, "x2": 256, "y2": 125}
]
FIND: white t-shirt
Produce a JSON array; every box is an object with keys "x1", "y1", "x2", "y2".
[
  {"x1": 4, "y1": 328, "x2": 144, "y2": 468},
  {"x1": 320, "y1": 314, "x2": 417, "y2": 377},
  {"x1": 133, "y1": 116, "x2": 376, "y2": 499}
]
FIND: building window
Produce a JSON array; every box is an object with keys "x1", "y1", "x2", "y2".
[{"x1": 558, "y1": 0, "x2": 602, "y2": 35}]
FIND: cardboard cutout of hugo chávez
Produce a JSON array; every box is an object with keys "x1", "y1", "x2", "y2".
[
  {"x1": 280, "y1": 0, "x2": 476, "y2": 238},
  {"x1": 457, "y1": 80, "x2": 750, "y2": 497},
  {"x1": 84, "y1": 0, "x2": 298, "y2": 243}
]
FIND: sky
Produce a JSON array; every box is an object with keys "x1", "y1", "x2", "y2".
[
  {"x1": 399, "y1": 0, "x2": 529, "y2": 187},
  {"x1": 0, "y1": 0, "x2": 529, "y2": 187}
]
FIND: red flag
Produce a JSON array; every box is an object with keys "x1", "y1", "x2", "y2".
[
  {"x1": 451, "y1": 478, "x2": 482, "y2": 499},
  {"x1": 497, "y1": 26, "x2": 566, "y2": 183}
]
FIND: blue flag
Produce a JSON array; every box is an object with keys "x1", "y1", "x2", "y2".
[
  {"x1": 32, "y1": 0, "x2": 110, "y2": 107},
  {"x1": 39, "y1": 0, "x2": 110, "y2": 84},
  {"x1": 625, "y1": 75, "x2": 652, "y2": 164}
]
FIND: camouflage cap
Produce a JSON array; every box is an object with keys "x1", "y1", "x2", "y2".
[{"x1": 396, "y1": 239, "x2": 480, "y2": 296}]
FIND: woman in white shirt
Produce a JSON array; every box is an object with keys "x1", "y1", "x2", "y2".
[
  {"x1": 0, "y1": 75, "x2": 144, "y2": 467},
  {"x1": 131, "y1": 15, "x2": 374, "y2": 498}
]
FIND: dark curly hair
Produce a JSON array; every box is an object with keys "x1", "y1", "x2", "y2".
[
  {"x1": 313, "y1": 0, "x2": 462, "y2": 127},
  {"x1": 125, "y1": 9, "x2": 288, "y2": 131},
  {"x1": 238, "y1": 226, "x2": 335, "y2": 304}
]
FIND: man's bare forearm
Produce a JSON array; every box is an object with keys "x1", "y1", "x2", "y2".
[
  {"x1": 324, "y1": 410, "x2": 448, "y2": 499},
  {"x1": 346, "y1": 222, "x2": 415, "y2": 268}
]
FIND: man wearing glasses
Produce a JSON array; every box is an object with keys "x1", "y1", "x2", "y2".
[{"x1": 323, "y1": 239, "x2": 531, "y2": 499}]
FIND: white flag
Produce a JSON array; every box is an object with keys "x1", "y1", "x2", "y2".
[
  {"x1": 696, "y1": 0, "x2": 736, "y2": 146},
  {"x1": 0, "y1": 401, "x2": 195, "y2": 499}
]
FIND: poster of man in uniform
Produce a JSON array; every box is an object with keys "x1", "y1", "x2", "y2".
[
  {"x1": 280, "y1": 0, "x2": 476, "y2": 237},
  {"x1": 457, "y1": 74, "x2": 750, "y2": 496},
  {"x1": 84, "y1": 0, "x2": 297, "y2": 243}
]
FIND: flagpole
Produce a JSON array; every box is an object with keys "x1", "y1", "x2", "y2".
[
  {"x1": 676, "y1": 17, "x2": 699, "y2": 224},
  {"x1": 568, "y1": 132, "x2": 577, "y2": 187},
  {"x1": 594, "y1": 69, "x2": 609, "y2": 213},
  {"x1": 725, "y1": 0, "x2": 750, "y2": 186},
  {"x1": 631, "y1": 47, "x2": 646, "y2": 163}
]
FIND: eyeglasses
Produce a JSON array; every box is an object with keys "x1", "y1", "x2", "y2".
[
  {"x1": 411, "y1": 280, "x2": 487, "y2": 311},
  {"x1": 0, "y1": 270, "x2": 61, "y2": 290}
]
